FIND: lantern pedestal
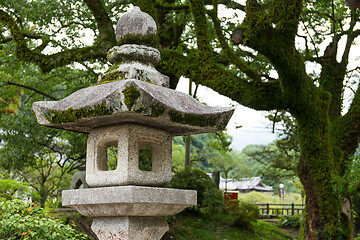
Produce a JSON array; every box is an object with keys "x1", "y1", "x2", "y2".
[
  {"x1": 62, "y1": 186, "x2": 196, "y2": 240},
  {"x1": 91, "y1": 217, "x2": 168, "y2": 240}
]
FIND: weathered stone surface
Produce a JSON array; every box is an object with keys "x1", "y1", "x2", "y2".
[
  {"x1": 102, "y1": 43, "x2": 169, "y2": 86},
  {"x1": 70, "y1": 170, "x2": 89, "y2": 189},
  {"x1": 116, "y1": 6, "x2": 156, "y2": 43},
  {"x1": 91, "y1": 217, "x2": 168, "y2": 240},
  {"x1": 62, "y1": 186, "x2": 197, "y2": 217},
  {"x1": 86, "y1": 124, "x2": 172, "y2": 187},
  {"x1": 99, "y1": 62, "x2": 169, "y2": 87},
  {"x1": 32, "y1": 79, "x2": 234, "y2": 135},
  {"x1": 107, "y1": 44, "x2": 161, "y2": 65}
]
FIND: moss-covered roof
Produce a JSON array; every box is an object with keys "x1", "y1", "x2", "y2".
[{"x1": 32, "y1": 80, "x2": 234, "y2": 135}]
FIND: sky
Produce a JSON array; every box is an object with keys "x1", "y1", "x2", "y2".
[{"x1": 176, "y1": 78, "x2": 278, "y2": 151}]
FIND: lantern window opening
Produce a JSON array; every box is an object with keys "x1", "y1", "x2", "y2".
[{"x1": 139, "y1": 145, "x2": 153, "y2": 172}]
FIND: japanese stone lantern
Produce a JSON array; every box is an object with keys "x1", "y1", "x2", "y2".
[{"x1": 33, "y1": 7, "x2": 234, "y2": 240}]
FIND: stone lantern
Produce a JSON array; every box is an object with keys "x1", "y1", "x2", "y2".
[{"x1": 33, "y1": 7, "x2": 234, "y2": 240}]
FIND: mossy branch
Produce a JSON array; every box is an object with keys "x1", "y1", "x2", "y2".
[
  {"x1": 207, "y1": 8, "x2": 261, "y2": 82},
  {"x1": 82, "y1": 0, "x2": 116, "y2": 43},
  {"x1": 155, "y1": 1, "x2": 190, "y2": 10},
  {"x1": 218, "y1": 0, "x2": 245, "y2": 11},
  {"x1": 341, "y1": 9, "x2": 360, "y2": 66},
  {"x1": 333, "y1": 86, "x2": 360, "y2": 161},
  {"x1": 0, "y1": 2, "x2": 116, "y2": 73},
  {"x1": 189, "y1": 0, "x2": 284, "y2": 111},
  {"x1": 154, "y1": 0, "x2": 244, "y2": 11}
]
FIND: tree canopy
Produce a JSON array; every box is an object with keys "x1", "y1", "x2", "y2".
[{"x1": 1, "y1": 0, "x2": 360, "y2": 239}]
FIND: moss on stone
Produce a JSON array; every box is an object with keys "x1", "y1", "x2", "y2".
[
  {"x1": 168, "y1": 110, "x2": 225, "y2": 129},
  {"x1": 122, "y1": 86, "x2": 141, "y2": 109},
  {"x1": 150, "y1": 103, "x2": 166, "y2": 117},
  {"x1": 106, "y1": 62, "x2": 122, "y2": 72},
  {"x1": 44, "y1": 103, "x2": 110, "y2": 124},
  {"x1": 98, "y1": 71, "x2": 125, "y2": 84},
  {"x1": 118, "y1": 33, "x2": 157, "y2": 48}
]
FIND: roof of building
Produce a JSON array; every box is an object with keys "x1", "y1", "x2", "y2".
[{"x1": 208, "y1": 173, "x2": 273, "y2": 192}]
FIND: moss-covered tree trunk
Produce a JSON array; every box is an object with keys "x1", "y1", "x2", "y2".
[
  {"x1": 188, "y1": 0, "x2": 360, "y2": 239},
  {"x1": 297, "y1": 112, "x2": 349, "y2": 239}
]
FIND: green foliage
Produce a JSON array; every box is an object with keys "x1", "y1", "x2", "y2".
[
  {"x1": 0, "y1": 198, "x2": 89, "y2": 239},
  {"x1": 167, "y1": 168, "x2": 224, "y2": 212},
  {"x1": 139, "y1": 146, "x2": 153, "y2": 171},
  {"x1": 241, "y1": 143, "x2": 301, "y2": 194},
  {"x1": 172, "y1": 140, "x2": 186, "y2": 172},
  {"x1": 224, "y1": 200, "x2": 260, "y2": 230},
  {"x1": 0, "y1": 179, "x2": 33, "y2": 200},
  {"x1": 278, "y1": 214, "x2": 301, "y2": 228},
  {"x1": 172, "y1": 133, "x2": 248, "y2": 180},
  {"x1": 238, "y1": 191, "x2": 303, "y2": 205},
  {"x1": 166, "y1": 212, "x2": 292, "y2": 240}
]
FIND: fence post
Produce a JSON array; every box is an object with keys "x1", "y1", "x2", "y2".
[
  {"x1": 266, "y1": 203, "x2": 269, "y2": 215},
  {"x1": 292, "y1": 203, "x2": 295, "y2": 216}
]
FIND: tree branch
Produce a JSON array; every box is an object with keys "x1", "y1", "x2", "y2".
[
  {"x1": 3, "y1": 81, "x2": 57, "y2": 100},
  {"x1": 218, "y1": 0, "x2": 245, "y2": 11},
  {"x1": 155, "y1": 1, "x2": 190, "y2": 10},
  {"x1": 0, "y1": 2, "x2": 116, "y2": 73},
  {"x1": 341, "y1": 9, "x2": 360, "y2": 66},
  {"x1": 81, "y1": 0, "x2": 116, "y2": 43},
  {"x1": 333, "y1": 84, "x2": 360, "y2": 164},
  {"x1": 189, "y1": 0, "x2": 284, "y2": 111},
  {"x1": 207, "y1": 7, "x2": 262, "y2": 82}
]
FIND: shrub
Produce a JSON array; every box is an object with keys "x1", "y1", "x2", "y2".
[
  {"x1": 224, "y1": 200, "x2": 260, "y2": 230},
  {"x1": 0, "y1": 179, "x2": 34, "y2": 200},
  {"x1": 167, "y1": 168, "x2": 224, "y2": 213},
  {"x1": 278, "y1": 214, "x2": 301, "y2": 228},
  {"x1": 0, "y1": 198, "x2": 90, "y2": 239}
]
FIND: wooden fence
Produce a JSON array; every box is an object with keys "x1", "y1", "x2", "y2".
[{"x1": 255, "y1": 203, "x2": 304, "y2": 218}]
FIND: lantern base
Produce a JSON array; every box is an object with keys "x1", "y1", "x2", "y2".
[
  {"x1": 62, "y1": 185, "x2": 197, "y2": 217},
  {"x1": 91, "y1": 216, "x2": 168, "y2": 240}
]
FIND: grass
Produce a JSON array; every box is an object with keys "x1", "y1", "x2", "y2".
[
  {"x1": 163, "y1": 212, "x2": 292, "y2": 240},
  {"x1": 238, "y1": 191, "x2": 303, "y2": 205}
]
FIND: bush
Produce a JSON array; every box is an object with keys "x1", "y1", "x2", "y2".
[
  {"x1": 167, "y1": 168, "x2": 224, "y2": 213},
  {"x1": 224, "y1": 200, "x2": 260, "y2": 230},
  {"x1": 0, "y1": 179, "x2": 34, "y2": 200},
  {"x1": 0, "y1": 198, "x2": 90, "y2": 239},
  {"x1": 278, "y1": 214, "x2": 301, "y2": 228}
]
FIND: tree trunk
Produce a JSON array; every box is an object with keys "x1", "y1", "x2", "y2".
[
  {"x1": 185, "y1": 136, "x2": 191, "y2": 169},
  {"x1": 39, "y1": 185, "x2": 48, "y2": 208},
  {"x1": 297, "y1": 112, "x2": 352, "y2": 239}
]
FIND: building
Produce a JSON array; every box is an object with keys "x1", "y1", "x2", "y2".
[{"x1": 208, "y1": 173, "x2": 273, "y2": 193}]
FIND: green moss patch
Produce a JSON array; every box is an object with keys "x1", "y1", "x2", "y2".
[
  {"x1": 150, "y1": 103, "x2": 166, "y2": 117},
  {"x1": 122, "y1": 86, "x2": 141, "y2": 109},
  {"x1": 168, "y1": 110, "x2": 226, "y2": 129},
  {"x1": 98, "y1": 71, "x2": 125, "y2": 84},
  {"x1": 44, "y1": 103, "x2": 110, "y2": 124},
  {"x1": 118, "y1": 33, "x2": 157, "y2": 47}
]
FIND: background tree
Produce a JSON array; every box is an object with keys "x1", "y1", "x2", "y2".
[{"x1": 187, "y1": 0, "x2": 360, "y2": 239}]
